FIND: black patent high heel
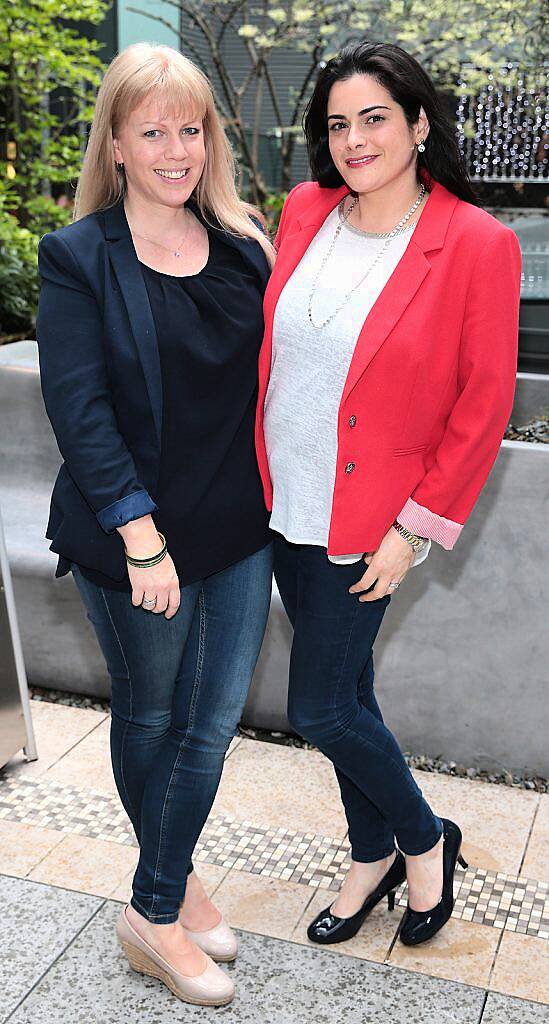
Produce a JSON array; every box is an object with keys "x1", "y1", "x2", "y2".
[
  {"x1": 307, "y1": 850, "x2": 405, "y2": 945},
  {"x1": 398, "y1": 818, "x2": 468, "y2": 947}
]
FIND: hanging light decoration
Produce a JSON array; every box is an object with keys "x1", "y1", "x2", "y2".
[{"x1": 457, "y1": 62, "x2": 548, "y2": 182}]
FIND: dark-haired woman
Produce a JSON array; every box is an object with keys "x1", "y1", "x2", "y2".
[{"x1": 254, "y1": 42, "x2": 521, "y2": 947}]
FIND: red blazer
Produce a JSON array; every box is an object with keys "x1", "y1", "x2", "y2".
[{"x1": 254, "y1": 178, "x2": 521, "y2": 554}]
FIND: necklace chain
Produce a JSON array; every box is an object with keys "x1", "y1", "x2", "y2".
[
  {"x1": 307, "y1": 185, "x2": 426, "y2": 331},
  {"x1": 130, "y1": 210, "x2": 189, "y2": 258}
]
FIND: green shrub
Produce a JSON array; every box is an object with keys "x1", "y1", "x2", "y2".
[
  {"x1": 0, "y1": 198, "x2": 39, "y2": 338},
  {"x1": 24, "y1": 195, "x2": 73, "y2": 237},
  {"x1": 261, "y1": 191, "x2": 287, "y2": 238}
]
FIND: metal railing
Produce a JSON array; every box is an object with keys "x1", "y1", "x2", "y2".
[{"x1": 0, "y1": 508, "x2": 37, "y2": 769}]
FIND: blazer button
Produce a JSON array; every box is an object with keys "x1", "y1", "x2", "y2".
[
  {"x1": 348, "y1": 415, "x2": 356, "y2": 428},
  {"x1": 345, "y1": 462, "x2": 356, "y2": 474}
]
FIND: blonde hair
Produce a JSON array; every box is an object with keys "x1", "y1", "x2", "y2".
[{"x1": 74, "y1": 42, "x2": 274, "y2": 265}]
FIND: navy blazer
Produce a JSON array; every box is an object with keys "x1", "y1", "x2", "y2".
[{"x1": 36, "y1": 198, "x2": 271, "y2": 580}]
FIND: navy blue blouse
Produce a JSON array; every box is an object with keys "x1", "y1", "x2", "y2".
[{"x1": 72, "y1": 226, "x2": 270, "y2": 590}]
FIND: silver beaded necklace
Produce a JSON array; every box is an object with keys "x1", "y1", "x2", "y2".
[{"x1": 307, "y1": 184, "x2": 426, "y2": 331}]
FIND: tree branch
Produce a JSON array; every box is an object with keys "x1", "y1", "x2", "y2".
[{"x1": 263, "y1": 61, "x2": 284, "y2": 132}]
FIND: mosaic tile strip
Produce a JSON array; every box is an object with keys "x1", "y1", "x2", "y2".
[{"x1": 1, "y1": 773, "x2": 547, "y2": 939}]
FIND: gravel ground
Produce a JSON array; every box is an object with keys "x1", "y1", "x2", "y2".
[
  {"x1": 504, "y1": 412, "x2": 549, "y2": 443},
  {"x1": 30, "y1": 687, "x2": 547, "y2": 794}
]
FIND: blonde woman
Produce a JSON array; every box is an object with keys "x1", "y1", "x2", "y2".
[{"x1": 36, "y1": 43, "x2": 275, "y2": 1007}]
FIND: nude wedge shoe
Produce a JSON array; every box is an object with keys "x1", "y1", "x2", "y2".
[
  {"x1": 116, "y1": 905, "x2": 235, "y2": 1007},
  {"x1": 181, "y1": 918, "x2": 238, "y2": 962}
]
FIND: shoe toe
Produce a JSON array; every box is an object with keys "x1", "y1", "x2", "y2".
[
  {"x1": 183, "y1": 920, "x2": 238, "y2": 961},
  {"x1": 307, "y1": 907, "x2": 340, "y2": 943},
  {"x1": 117, "y1": 906, "x2": 234, "y2": 1006},
  {"x1": 187, "y1": 959, "x2": 235, "y2": 1004}
]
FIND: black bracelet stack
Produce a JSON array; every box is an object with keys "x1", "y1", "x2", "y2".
[{"x1": 124, "y1": 532, "x2": 167, "y2": 568}]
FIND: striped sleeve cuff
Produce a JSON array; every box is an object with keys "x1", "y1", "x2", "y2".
[{"x1": 397, "y1": 498, "x2": 463, "y2": 550}]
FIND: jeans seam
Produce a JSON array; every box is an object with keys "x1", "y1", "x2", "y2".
[
  {"x1": 97, "y1": 587, "x2": 137, "y2": 825},
  {"x1": 119, "y1": 719, "x2": 132, "y2": 826},
  {"x1": 187, "y1": 589, "x2": 206, "y2": 735},
  {"x1": 331, "y1": 599, "x2": 360, "y2": 727},
  {"x1": 149, "y1": 588, "x2": 207, "y2": 918}
]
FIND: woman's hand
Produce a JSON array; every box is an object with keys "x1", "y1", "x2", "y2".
[
  {"x1": 127, "y1": 553, "x2": 180, "y2": 619},
  {"x1": 349, "y1": 526, "x2": 415, "y2": 602},
  {"x1": 117, "y1": 515, "x2": 180, "y2": 619}
]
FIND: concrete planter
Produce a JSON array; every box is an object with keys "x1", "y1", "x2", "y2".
[
  {"x1": 371, "y1": 439, "x2": 548, "y2": 776},
  {"x1": 244, "y1": 439, "x2": 549, "y2": 777}
]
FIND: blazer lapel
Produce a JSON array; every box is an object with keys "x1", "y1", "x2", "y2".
[
  {"x1": 341, "y1": 243, "x2": 431, "y2": 403},
  {"x1": 341, "y1": 181, "x2": 458, "y2": 402},
  {"x1": 265, "y1": 184, "x2": 348, "y2": 318},
  {"x1": 102, "y1": 201, "x2": 163, "y2": 449},
  {"x1": 264, "y1": 222, "x2": 322, "y2": 321},
  {"x1": 272, "y1": 179, "x2": 458, "y2": 403}
]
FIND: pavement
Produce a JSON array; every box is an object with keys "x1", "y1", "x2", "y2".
[{"x1": 0, "y1": 699, "x2": 547, "y2": 1023}]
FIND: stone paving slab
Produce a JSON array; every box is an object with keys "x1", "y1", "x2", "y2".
[
  {"x1": 2, "y1": 702, "x2": 547, "y2": 1019},
  {"x1": 6, "y1": 893, "x2": 487, "y2": 1024},
  {"x1": 0, "y1": 876, "x2": 101, "y2": 1023},
  {"x1": 481, "y1": 993, "x2": 549, "y2": 1023},
  {"x1": 521, "y1": 794, "x2": 549, "y2": 882},
  {"x1": 488, "y1": 932, "x2": 549, "y2": 1004},
  {"x1": 2, "y1": 702, "x2": 108, "y2": 781}
]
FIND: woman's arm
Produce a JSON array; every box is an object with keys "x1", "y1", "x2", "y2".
[
  {"x1": 350, "y1": 223, "x2": 521, "y2": 601},
  {"x1": 118, "y1": 516, "x2": 180, "y2": 618},
  {"x1": 37, "y1": 230, "x2": 158, "y2": 534},
  {"x1": 396, "y1": 225, "x2": 522, "y2": 548}
]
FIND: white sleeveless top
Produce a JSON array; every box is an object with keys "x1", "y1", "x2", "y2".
[{"x1": 264, "y1": 202, "x2": 431, "y2": 567}]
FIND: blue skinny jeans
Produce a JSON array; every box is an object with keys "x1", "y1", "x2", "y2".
[
  {"x1": 273, "y1": 535, "x2": 442, "y2": 861},
  {"x1": 72, "y1": 542, "x2": 273, "y2": 923}
]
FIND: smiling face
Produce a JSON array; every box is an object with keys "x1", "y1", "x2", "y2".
[
  {"x1": 112, "y1": 94, "x2": 206, "y2": 209},
  {"x1": 327, "y1": 73, "x2": 427, "y2": 194}
]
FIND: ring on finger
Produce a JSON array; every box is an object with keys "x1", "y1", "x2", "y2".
[
  {"x1": 142, "y1": 596, "x2": 157, "y2": 610},
  {"x1": 388, "y1": 581, "x2": 400, "y2": 590}
]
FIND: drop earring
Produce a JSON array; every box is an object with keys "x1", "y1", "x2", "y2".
[
  {"x1": 115, "y1": 161, "x2": 124, "y2": 171},
  {"x1": 417, "y1": 141, "x2": 426, "y2": 153}
]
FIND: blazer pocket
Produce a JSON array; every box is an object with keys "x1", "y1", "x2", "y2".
[{"x1": 392, "y1": 442, "x2": 429, "y2": 456}]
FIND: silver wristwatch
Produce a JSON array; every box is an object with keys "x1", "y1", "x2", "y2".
[{"x1": 392, "y1": 519, "x2": 428, "y2": 553}]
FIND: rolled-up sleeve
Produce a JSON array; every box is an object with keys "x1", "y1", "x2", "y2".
[{"x1": 37, "y1": 231, "x2": 158, "y2": 534}]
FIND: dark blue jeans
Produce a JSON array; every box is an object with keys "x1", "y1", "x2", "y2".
[
  {"x1": 274, "y1": 535, "x2": 442, "y2": 861},
  {"x1": 72, "y1": 543, "x2": 273, "y2": 923}
]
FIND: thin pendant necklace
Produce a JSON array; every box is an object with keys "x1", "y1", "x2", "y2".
[
  {"x1": 129, "y1": 210, "x2": 189, "y2": 258},
  {"x1": 307, "y1": 185, "x2": 426, "y2": 331}
]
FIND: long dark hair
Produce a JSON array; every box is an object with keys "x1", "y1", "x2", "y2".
[{"x1": 304, "y1": 41, "x2": 478, "y2": 205}]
